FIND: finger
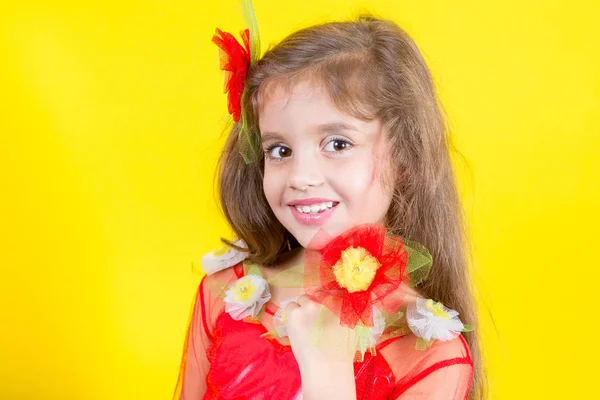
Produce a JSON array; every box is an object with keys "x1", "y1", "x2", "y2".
[
  {"x1": 284, "y1": 300, "x2": 300, "y2": 315},
  {"x1": 295, "y1": 294, "x2": 310, "y2": 307}
]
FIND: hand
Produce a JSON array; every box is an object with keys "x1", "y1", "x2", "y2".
[{"x1": 284, "y1": 295, "x2": 357, "y2": 399}]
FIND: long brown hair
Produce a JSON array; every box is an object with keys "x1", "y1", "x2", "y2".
[{"x1": 217, "y1": 15, "x2": 485, "y2": 399}]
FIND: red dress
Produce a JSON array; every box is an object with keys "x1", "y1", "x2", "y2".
[{"x1": 174, "y1": 264, "x2": 473, "y2": 399}]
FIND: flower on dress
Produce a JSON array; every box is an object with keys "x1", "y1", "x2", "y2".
[
  {"x1": 406, "y1": 297, "x2": 465, "y2": 342},
  {"x1": 332, "y1": 246, "x2": 381, "y2": 293},
  {"x1": 201, "y1": 239, "x2": 249, "y2": 275},
  {"x1": 304, "y1": 224, "x2": 409, "y2": 329},
  {"x1": 224, "y1": 274, "x2": 271, "y2": 320}
]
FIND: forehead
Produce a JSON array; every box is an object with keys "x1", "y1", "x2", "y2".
[
  {"x1": 259, "y1": 81, "x2": 333, "y2": 122},
  {"x1": 257, "y1": 80, "x2": 377, "y2": 136}
]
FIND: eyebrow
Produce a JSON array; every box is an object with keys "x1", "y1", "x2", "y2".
[{"x1": 261, "y1": 122, "x2": 360, "y2": 143}]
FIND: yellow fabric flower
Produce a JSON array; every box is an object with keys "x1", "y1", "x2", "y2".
[
  {"x1": 407, "y1": 297, "x2": 464, "y2": 342},
  {"x1": 230, "y1": 277, "x2": 259, "y2": 303},
  {"x1": 333, "y1": 246, "x2": 381, "y2": 293},
  {"x1": 425, "y1": 299, "x2": 451, "y2": 319},
  {"x1": 224, "y1": 275, "x2": 271, "y2": 320}
]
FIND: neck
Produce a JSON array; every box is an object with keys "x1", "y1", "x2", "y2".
[{"x1": 278, "y1": 246, "x2": 306, "y2": 268}]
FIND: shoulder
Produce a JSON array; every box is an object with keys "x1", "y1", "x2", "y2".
[
  {"x1": 382, "y1": 333, "x2": 471, "y2": 369},
  {"x1": 200, "y1": 261, "x2": 272, "y2": 303},
  {"x1": 378, "y1": 293, "x2": 473, "y2": 391},
  {"x1": 192, "y1": 263, "x2": 247, "y2": 336},
  {"x1": 199, "y1": 262, "x2": 245, "y2": 297},
  {"x1": 383, "y1": 334, "x2": 473, "y2": 398},
  {"x1": 422, "y1": 334, "x2": 472, "y2": 366}
]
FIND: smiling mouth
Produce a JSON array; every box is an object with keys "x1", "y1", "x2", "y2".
[{"x1": 291, "y1": 201, "x2": 339, "y2": 215}]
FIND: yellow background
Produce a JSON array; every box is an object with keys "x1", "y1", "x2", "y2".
[{"x1": 1, "y1": 0, "x2": 598, "y2": 398}]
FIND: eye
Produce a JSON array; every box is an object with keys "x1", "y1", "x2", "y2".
[
  {"x1": 265, "y1": 144, "x2": 292, "y2": 160},
  {"x1": 323, "y1": 137, "x2": 353, "y2": 153}
]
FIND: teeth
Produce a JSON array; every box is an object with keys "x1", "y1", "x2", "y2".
[{"x1": 294, "y1": 202, "x2": 336, "y2": 214}]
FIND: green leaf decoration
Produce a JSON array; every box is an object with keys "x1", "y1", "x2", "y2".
[
  {"x1": 238, "y1": 109, "x2": 258, "y2": 164},
  {"x1": 244, "y1": 262, "x2": 263, "y2": 278},
  {"x1": 238, "y1": 103, "x2": 263, "y2": 164},
  {"x1": 241, "y1": 0, "x2": 261, "y2": 66},
  {"x1": 462, "y1": 324, "x2": 474, "y2": 332},
  {"x1": 403, "y1": 241, "x2": 433, "y2": 287},
  {"x1": 415, "y1": 337, "x2": 435, "y2": 351},
  {"x1": 267, "y1": 265, "x2": 304, "y2": 288},
  {"x1": 381, "y1": 310, "x2": 404, "y2": 327},
  {"x1": 354, "y1": 325, "x2": 374, "y2": 362}
]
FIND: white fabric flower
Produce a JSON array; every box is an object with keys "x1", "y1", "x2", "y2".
[
  {"x1": 407, "y1": 298, "x2": 464, "y2": 341},
  {"x1": 201, "y1": 239, "x2": 249, "y2": 275},
  {"x1": 224, "y1": 275, "x2": 271, "y2": 320}
]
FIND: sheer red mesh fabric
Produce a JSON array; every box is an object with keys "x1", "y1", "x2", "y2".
[
  {"x1": 173, "y1": 264, "x2": 473, "y2": 399},
  {"x1": 380, "y1": 332, "x2": 473, "y2": 398}
]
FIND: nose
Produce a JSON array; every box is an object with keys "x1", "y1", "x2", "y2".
[{"x1": 287, "y1": 151, "x2": 324, "y2": 191}]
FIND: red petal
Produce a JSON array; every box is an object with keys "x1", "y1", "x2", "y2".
[{"x1": 211, "y1": 28, "x2": 251, "y2": 122}]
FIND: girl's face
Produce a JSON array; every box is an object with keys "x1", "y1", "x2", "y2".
[{"x1": 259, "y1": 80, "x2": 394, "y2": 248}]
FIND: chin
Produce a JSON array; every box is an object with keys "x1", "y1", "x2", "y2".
[
  {"x1": 288, "y1": 228, "x2": 318, "y2": 249},
  {"x1": 287, "y1": 221, "x2": 348, "y2": 250}
]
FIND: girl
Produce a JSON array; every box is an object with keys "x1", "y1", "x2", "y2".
[{"x1": 174, "y1": 9, "x2": 484, "y2": 400}]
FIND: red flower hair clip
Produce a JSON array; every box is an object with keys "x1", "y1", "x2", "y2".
[
  {"x1": 212, "y1": 28, "x2": 251, "y2": 122},
  {"x1": 211, "y1": 0, "x2": 262, "y2": 164}
]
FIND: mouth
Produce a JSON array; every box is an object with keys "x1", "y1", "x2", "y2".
[
  {"x1": 287, "y1": 200, "x2": 339, "y2": 226},
  {"x1": 291, "y1": 201, "x2": 339, "y2": 215}
]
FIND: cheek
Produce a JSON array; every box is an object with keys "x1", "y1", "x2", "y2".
[
  {"x1": 344, "y1": 152, "x2": 376, "y2": 185},
  {"x1": 262, "y1": 167, "x2": 285, "y2": 205},
  {"x1": 262, "y1": 175, "x2": 275, "y2": 204},
  {"x1": 332, "y1": 154, "x2": 393, "y2": 208}
]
